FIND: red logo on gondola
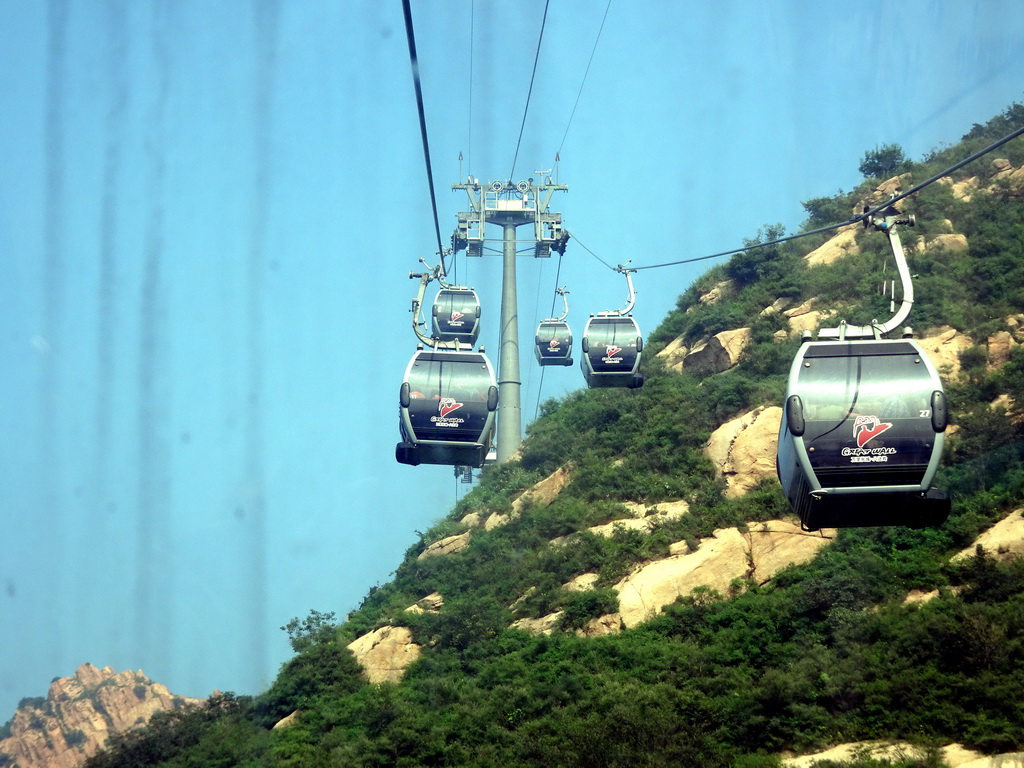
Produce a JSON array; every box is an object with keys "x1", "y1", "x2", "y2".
[
  {"x1": 438, "y1": 397, "x2": 464, "y2": 418},
  {"x1": 548, "y1": 338, "x2": 560, "y2": 350},
  {"x1": 450, "y1": 312, "x2": 464, "y2": 322},
  {"x1": 606, "y1": 345, "x2": 622, "y2": 358},
  {"x1": 853, "y1": 415, "x2": 893, "y2": 448}
]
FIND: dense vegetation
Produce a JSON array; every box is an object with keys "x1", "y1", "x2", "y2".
[{"x1": 84, "y1": 104, "x2": 1024, "y2": 767}]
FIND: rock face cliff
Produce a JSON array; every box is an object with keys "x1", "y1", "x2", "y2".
[{"x1": 0, "y1": 664, "x2": 202, "y2": 768}]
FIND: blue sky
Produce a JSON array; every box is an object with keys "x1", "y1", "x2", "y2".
[{"x1": 1, "y1": 0, "x2": 1022, "y2": 717}]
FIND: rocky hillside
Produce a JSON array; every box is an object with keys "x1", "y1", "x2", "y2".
[
  {"x1": 84, "y1": 104, "x2": 1024, "y2": 767},
  {"x1": 0, "y1": 664, "x2": 201, "y2": 768}
]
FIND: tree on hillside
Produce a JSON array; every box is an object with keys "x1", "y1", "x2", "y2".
[{"x1": 858, "y1": 143, "x2": 909, "y2": 178}]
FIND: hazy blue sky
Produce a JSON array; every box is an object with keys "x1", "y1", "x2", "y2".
[{"x1": 1, "y1": 0, "x2": 1022, "y2": 718}]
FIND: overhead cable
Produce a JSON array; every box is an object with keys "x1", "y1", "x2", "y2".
[
  {"x1": 565, "y1": 230, "x2": 617, "y2": 270},
  {"x1": 557, "y1": 0, "x2": 612, "y2": 157},
  {"x1": 402, "y1": 0, "x2": 447, "y2": 274},
  {"x1": 630, "y1": 122, "x2": 1024, "y2": 272},
  {"x1": 508, "y1": 0, "x2": 550, "y2": 181}
]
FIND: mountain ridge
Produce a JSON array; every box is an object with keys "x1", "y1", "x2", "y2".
[{"x1": 68, "y1": 101, "x2": 1024, "y2": 767}]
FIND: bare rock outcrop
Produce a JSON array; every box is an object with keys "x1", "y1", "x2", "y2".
[
  {"x1": 705, "y1": 406, "x2": 782, "y2": 497},
  {"x1": 656, "y1": 335, "x2": 689, "y2": 373},
  {"x1": 760, "y1": 298, "x2": 792, "y2": 317},
  {"x1": 854, "y1": 174, "x2": 912, "y2": 214},
  {"x1": 987, "y1": 330, "x2": 1019, "y2": 370},
  {"x1": 482, "y1": 464, "x2": 573, "y2": 531},
  {"x1": 925, "y1": 233, "x2": 970, "y2": 254},
  {"x1": 939, "y1": 174, "x2": 980, "y2": 202},
  {"x1": 614, "y1": 520, "x2": 833, "y2": 627},
  {"x1": 784, "y1": 298, "x2": 835, "y2": 336},
  {"x1": 917, "y1": 326, "x2": 972, "y2": 380},
  {"x1": 938, "y1": 159, "x2": 1024, "y2": 202},
  {"x1": 804, "y1": 227, "x2": 859, "y2": 266},
  {"x1": 1007, "y1": 314, "x2": 1024, "y2": 343},
  {"x1": 405, "y1": 592, "x2": 444, "y2": 614},
  {"x1": 952, "y1": 509, "x2": 1024, "y2": 563},
  {"x1": 683, "y1": 327, "x2": 752, "y2": 374},
  {"x1": 512, "y1": 465, "x2": 572, "y2": 514},
  {"x1": 519, "y1": 520, "x2": 833, "y2": 635},
  {"x1": 511, "y1": 613, "x2": 563, "y2": 635},
  {"x1": 0, "y1": 664, "x2": 202, "y2": 768},
  {"x1": 347, "y1": 626, "x2": 421, "y2": 684},
  {"x1": 698, "y1": 279, "x2": 734, "y2": 305},
  {"x1": 579, "y1": 614, "x2": 622, "y2": 638},
  {"x1": 418, "y1": 531, "x2": 472, "y2": 559},
  {"x1": 587, "y1": 500, "x2": 690, "y2": 539},
  {"x1": 783, "y1": 741, "x2": 984, "y2": 768}
]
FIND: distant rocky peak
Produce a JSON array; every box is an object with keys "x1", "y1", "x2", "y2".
[{"x1": 1, "y1": 663, "x2": 203, "y2": 768}]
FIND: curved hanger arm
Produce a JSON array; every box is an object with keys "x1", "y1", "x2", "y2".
[{"x1": 817, "y1": 210, "x2": 915, "y2": 340}]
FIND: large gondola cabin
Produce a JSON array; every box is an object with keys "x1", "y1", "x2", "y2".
[
  {"x1": 396, "y1": 348, "x2": 497, "y2": 467},
  {"x1": 535, "y1": 320, "x2": 573, "y2": 366},
  {"x1": 432, "y1": 287, "x2": 481, "y2": 347},
  {"x1": 580, "y1": 314, "x2": 644, "y2": 388},
  {"x1": 776, "y1": 337, "x2": 950, "y2": 530}
]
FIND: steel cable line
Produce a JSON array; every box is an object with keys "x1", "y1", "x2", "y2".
[
  {"x1": 508, "y1": 0, "x2": 550, "y2": 181},
  {"x1": 629, "y1": 123, "x2": 1024, "y2": 272},
  {"x1": 402, "y1": 0, "x2": 447, "y2": 275},
  {"x1": 565, "y1": 229, "x2": 618, "y2": 270},
  {"x1": 557, "y1": 0, "x2": 612, "y2": 157}
]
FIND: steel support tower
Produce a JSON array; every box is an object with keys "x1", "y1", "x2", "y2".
[{"x1": 451, "y1": 176, "x2": 568, "y2": 463}]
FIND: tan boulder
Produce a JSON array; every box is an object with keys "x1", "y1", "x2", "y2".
[
  {"x1": 522, "y1": 520, "x2": 834, "y2": 634},
  {"x1": 784, "y1": 742, "x2": 983, "y2": 768},
  {"x1": 705, "y1": 406, "x2": 782, "y2": 498},
  {"x1": 656, "y1": 335, "x2": 689, "y2": 373},
  {"x1": 346, "y1": 626, "x2": 421, "y2": 684},
  {"x1": 511, "y1": 613, "x2": 563, "y2": 635},
  {"x1": 904, "y1": 589, "x2": 940, "y2": 605},
  {"x1": 564, "y1": 572, "x2": 600, "y2": 592},
  {"x1": 926, "y1": 233, "x2": 969, "y2": 254},
  {"x1": 405, "y1": 592, "x2": 444, "y2": 614},
  {"x1": 804, "y1": 227, "x2": 859, "y2": 266},
  {"x1": 748, "y1": 520, "x2": 833, "y2": 583},
  {"x1": 991, "y1": 158, "x2": 1013, "y2": 177},
  {"x1": 559, "y1": 500, "x2": 690, "y2": 542},
  {"x1": 987, "y1": 330, "x2": 1019, "y2": 370},
  {"x1": 459, "y1": 511, "x2": 484, "y2": 528},
  {"x1": 623, "y1": 499, "x2": 691, "y2": 519},
  {"x1": 938, "y1": 174, "x2": 980, "y2": 202},
  {"x1": 952, "y1": 509, "x2": 1024, "y2": 563},
  {"x1": 578, "y1": 614, "x2": 623, "y2": 638},
  {"x1": 917, "y1": 326, "x2": 972, "y2": 380},
  {"x1": 418, "y1": 531, "x2": 472, "y2": 559},
  {"x1": 854, "y1": 174, "x2": 912, "y2": 213},
  {"x1": 615, "y1": 527, "x2": 751, "y2": 627},
  {"x1": 478, "y1": 465, "x2": 574, "y2": 532},
  {"x1": 512, "y1": 464, "x2": 572, "y2": 514},
  {"x1": 699, "y1": 279, "x2": 734, "y2": 305},
  {"x1": 484, "y1": 512, "x2": 510, "y2": 530},
  {"x1": 272, "y1": 710, "x2": 300, "y2": 730},
  {"x1": 760, "y1": 298, "x2": 792, "y2": 317},
  {"x1": 1006, "y1": 314, "x2": 1024, "y2": 343},
  {"x1": 783, "y1": 299, "x2": 835, "y2": 336},
  {"x1": 958, "y1": 750, "x2": 1024, "y2": 768},
  {"x1": 683, "y1": 327, "x2": 752, "y2": 374}
]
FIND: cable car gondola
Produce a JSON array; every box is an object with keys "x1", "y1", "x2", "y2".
[
  {"x1": 432, "y1": 286, "x2": 480, "y2": 347},
  {"x1": 776, "y1": 212, "x2": 951, "y2": 530},
  {"x1": 396, "y1": 347, "x2": 498, "y2": 467},
  {"x1": 580, "y1": 265, "x2": 644, "y2": 388},
  {"x1": 535, "y1": 286, "x2": 573, "y2": 366}
]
